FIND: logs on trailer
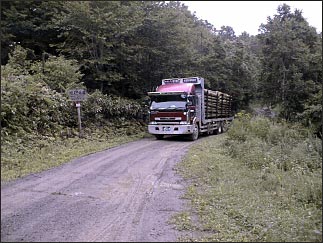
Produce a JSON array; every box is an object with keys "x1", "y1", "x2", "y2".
[{"x1": 204, "y1": 89, "x2": 232, "y2": 119}]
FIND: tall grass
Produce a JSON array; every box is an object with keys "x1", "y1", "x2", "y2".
[
  {"x1": 174, "y1": 113, "x2": 322, "y2": 242},
  {"x1": 225, "y1": 113, "x2": 322, "y2": 207}
]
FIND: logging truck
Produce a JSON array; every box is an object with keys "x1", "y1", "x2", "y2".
[{"x1": 147, "y1": 77, "x2": 234, "y2": 140}]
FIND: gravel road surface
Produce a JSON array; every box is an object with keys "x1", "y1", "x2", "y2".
[{"x1": 1, "y1": 136, "x2": 197, "y2": 242}]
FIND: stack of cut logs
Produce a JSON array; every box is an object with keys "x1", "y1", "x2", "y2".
[{"x1": 204, "y1": 89, "x2": 232, "y2": 119}]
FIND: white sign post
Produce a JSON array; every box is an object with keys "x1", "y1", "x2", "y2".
[
  {"x1": 75, "y1": 102, "x2": 82, "y2": 137},
  {"x1": 68, "y1": 89, "x2": 87, "y2": 138}
]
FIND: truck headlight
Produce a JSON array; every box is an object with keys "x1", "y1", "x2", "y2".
[
  {"x1": 149, "y1": 121, "x2": 157, "y2": 125},
  {"x1": 180, "y1": 121, "x2": 189, "y2": 125}
]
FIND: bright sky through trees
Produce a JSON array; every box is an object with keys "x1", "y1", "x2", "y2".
[{"x1": 182, "y1": 1, "x2": 322, "y2": 35}]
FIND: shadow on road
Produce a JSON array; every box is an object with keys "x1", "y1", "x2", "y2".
[{"x1": 152, "y1": 133, "x2": 217, "y2": 142}]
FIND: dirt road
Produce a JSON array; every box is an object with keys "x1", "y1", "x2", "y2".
[{"x1": 1, "y1": 136, "x2": 197, "y2": 242}]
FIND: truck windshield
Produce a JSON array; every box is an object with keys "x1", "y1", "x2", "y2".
[{"x1": 150, "y1": 95, "x2": 187, "y2": 110}]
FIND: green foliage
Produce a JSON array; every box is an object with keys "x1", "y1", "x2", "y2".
[
  {"x1": 1, "y1": 0, "x2": 264, "y2": 104},
  {"x1": 175, "y1": 121, "x2": 322, "y2": 242},
  {"x1": 258, "y1": 4, "x2": 322, "y2": 121},
  {"x1": 40, "y1": 55, "x2": 83, "y2": 92},
  {"x1": 7, "y1": 45, "x2": 31, "y2": 72},
  {"x1": 1, "y1": 1, "x2": 65, "y2": 63},
  {"x1": 297, "y1": 87, "x2": 322, "y2": 137},
  {"x1": 52, "y1": 1, "x2": 145, "y2": 96},
  {"x1": 1, "y1": 45, "x2": 147, "y2": 143},
  {"x1": 82, "y1": 90, "x2": 143, "y2": 124},
  {"x1": 1, "y1": 46, "x2": 81, "y2": 139},
  {"x1": 226, "y1": 115, "x2": 322, "y2": 174},
  {"x1": 219, "y1": 37, "x2": 261, "y2": 110},
  {"x1": 1, "y1": 74, "x2": 73, "y2": 136}
]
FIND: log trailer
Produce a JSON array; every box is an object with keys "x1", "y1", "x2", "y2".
[{"x1": 147, "y1": 77, "x2": 234, "y2": 140}]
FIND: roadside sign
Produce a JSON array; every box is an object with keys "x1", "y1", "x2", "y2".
[
  {"x1": 68, "y1": 89, "x2": 87, "y2": 101},
  {"x1": 67, "y1": 90, "x2": 86, "y2": 138}
]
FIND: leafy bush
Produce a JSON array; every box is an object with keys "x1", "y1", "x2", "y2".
[
  {"x1": 82, "y1": 90, "x2": 143, "y2": 124},
  {"x1": 1, "y1": 46, "x2": 79, "y2": 139},
  {"x1": 1, "y1": 46, "x2": 145, "y2": 143},
  {"x1": 2, "y1": 72, "x2": 72, "y2": 134},
  {"x1": 250, "y1": 117, "x2": 271, "y2": 139},
  {"x1": 227, "y1": 112, "x2": 251, "y2": 142}
]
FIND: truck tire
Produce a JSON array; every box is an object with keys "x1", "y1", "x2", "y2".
[
  {"x1": 155, "y1": 134, "x2": 164, "y2": 140},
  {"x1": 214, "y1": 122, "x2": 222, "y2": 135},
  {"x1": 218, "y1": 123, "x2": 223, "y2": 134},
  {"x1": 188, "y1": 123, "x2": 199, "y2": 141}
]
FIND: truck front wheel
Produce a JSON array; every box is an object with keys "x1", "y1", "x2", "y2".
[
  {"x1": 189, "y1": 123, "x2": 199, "y2": 141},
  {"x1": 218, "y1": 123, "x2": 223, "y2": 134},
  {"x1": 214, "y1": 122, "x2": 222, "y2": 135}
]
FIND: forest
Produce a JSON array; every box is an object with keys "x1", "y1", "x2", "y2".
[{"x1": 1, "y1": 1, "x2": 322, "y2": 140}]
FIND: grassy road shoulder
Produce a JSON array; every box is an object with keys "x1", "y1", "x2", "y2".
[
  {"x1": 1, "y1": 121, "x2": 149, "y2": 183},
  {"x1": 172, "y1": 116, "x2": 322, "y2": 242}
]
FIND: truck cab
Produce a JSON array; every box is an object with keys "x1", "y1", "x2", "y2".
[{"x1": 147, "y1": 77, "x2": 202, "y2": 140}]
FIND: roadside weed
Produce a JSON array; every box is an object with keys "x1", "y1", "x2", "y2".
[{"x1": 174, "y1": 116, "x2": 322, "y2": 242}]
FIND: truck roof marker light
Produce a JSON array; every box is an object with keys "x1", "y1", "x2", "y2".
[{"x1": 161, "y1": 77, "x2": 201, "y2": 85}]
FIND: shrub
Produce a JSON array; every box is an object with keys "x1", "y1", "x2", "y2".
[
  {"x1": 82, "y1": 90, "x2": 143, "y2": 124},
  {"x1": 1, "y1": 71, "x2": 75, "y2": 137},
  {"x1": 1, "y1": 46, "x2": 82, "y2": 139},
  {"x1": 250, "y1": 117, "x2": 270, "y2": 139}
]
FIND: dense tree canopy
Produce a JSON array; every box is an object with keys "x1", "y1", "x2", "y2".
[
  {"x1": 1, "y1": 1, "x2": 322, "y2": 135},
  {"x1": 258, "y1": 4, "x2": 321, "y2": 120}
]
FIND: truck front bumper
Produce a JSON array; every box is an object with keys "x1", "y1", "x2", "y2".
[{"x1": 148, "y1": 124, "x2": 194, "y2": 135}]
